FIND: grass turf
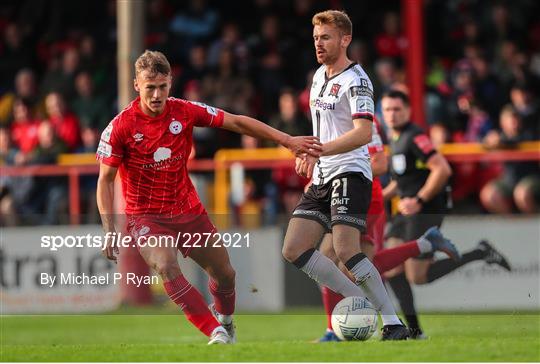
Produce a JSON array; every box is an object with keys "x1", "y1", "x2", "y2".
[{"x1": 1, "y1": 307, "x2": 539, "y2": 362}]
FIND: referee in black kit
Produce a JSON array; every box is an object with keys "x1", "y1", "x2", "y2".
[{"x1": 381, "y1": 90, "x2": 511, "y2": 339}]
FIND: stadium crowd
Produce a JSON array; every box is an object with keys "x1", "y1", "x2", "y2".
[{"x1": 1, "y1": 0, "x2": 539, "y2": 225}]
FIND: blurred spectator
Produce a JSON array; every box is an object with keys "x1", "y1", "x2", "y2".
[
  {"x1": 249, "y1": 14, "x2": 291, "y2": 115},
  {"x1": 24, "y1": 121, "x2": 68, "y2": 224},
  {"x1": 0, "y1": 68, "x2": 40, "y2": 125},
  {"x1": 76, "y1": 127, "x2": 100, "y2": 223},
  {"x1": 173, "y1": 45, "x2": 209, "y2": 98},
  {"x1": 72, "y1": 71, "x2": 111, "y2": 130},
  {"x1": 264, "y1": 88, "x2": 311, "y2": 147},
  {"x1": 145, "y1": 0, "x2": 171, "y2": 52},
  {"x1": 169, "y1": 0, "x2": 218, "y2": 59},
  {"x1": 509, "y1": 82, "x2": 540, "y2": 138},
  {"x1": 0, "y1": 127, "x2": 19, "y2": 226},
  {"x1": 10, "y1": 98, "x2": 40, "y2": 153},
  {"x1": 40, "y1": 47, "x2": 81, "y2": 102},
  {"x1": 45, "y1": 92, "x2": 81, "y2": 151},
  {"x1": 207, "y1": 22, "x2": 249, "y2": 72},
  {"x1": 374, "y1": 12, "x2": 406, "y2": 61},
  {"x1": 480, "y1": 105, "x2": 540, "y2": 213},
  {"x1": 0, "y1": 23, "x2": 34, "y2": 88}
]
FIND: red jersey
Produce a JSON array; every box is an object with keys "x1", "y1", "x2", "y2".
[
  {"x1": 50, "y1": 112, "x2": 81, "y2": 151},
  {"x1": 11, "y1": 120, "x2": 40, "y2": 153},
  {"x1": 96, "y1": 97, "x2": 224, "y2": 216}
]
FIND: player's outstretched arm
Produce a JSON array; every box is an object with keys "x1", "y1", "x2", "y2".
[
  {"x1": 96, "y1": 163, "x2": 119, "y2": 262},
  {"x1": 320, "y1": 118, "x2": 372, "y2": 156},
  {"x1": 221, "y1": 111, "x2": 322, "y2": 157}
]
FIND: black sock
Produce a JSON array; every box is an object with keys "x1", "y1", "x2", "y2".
[
  {"x1": 291, "y1": 248, "x2": 316, "y2": 269},
  {"x1": 426, "y1": 249, "x2": 485, "y2": 283},
  {"x1": 387, "y1": 273, "x2": 420, "y2": 329}
]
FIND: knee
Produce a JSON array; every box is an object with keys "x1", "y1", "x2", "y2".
[
  {"x1": 282, "y1": 236, "x2": 306, "y2": 263},
  {"x1": 405, "y1": 268, "x2": 427, "y2": 285},
  {"x1": 153, "y1": 259, "x2": 181, "y2": 281},
  {"x1": 514, "y1": 183, "x2": 537, "y2": 213}
]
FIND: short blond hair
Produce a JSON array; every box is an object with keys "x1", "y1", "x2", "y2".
[
  {"x1": 135, "y1": 50, "x2": 171, "y2": 77},
  {"x1": 312, "y1": 10, "x2": 352, "y2": 35}
]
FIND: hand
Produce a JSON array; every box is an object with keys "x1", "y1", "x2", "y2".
[
  {"x1": 101, "y1": 230, "x2": 120, "y2": 263},
  {"x1": 284, "y1": 135, "x2": 322, "y2": 157},
  {"x1": 296, "y1": 154, "x2": 318, "y2": 179},
  {"x1": 483, "y1": 131, "x2": 501, "y2": 149},
  {"x1": 398, "y1": 197, "x2": 422, "y2": 216}
]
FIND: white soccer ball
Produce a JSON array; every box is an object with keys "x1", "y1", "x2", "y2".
[{"x1": 331, "y1": 296, "x2": 378, "y2": 341}]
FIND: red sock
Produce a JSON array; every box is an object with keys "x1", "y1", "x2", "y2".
[
  {"x1": 321, "y1": 286, "x2": 344, "y2": 330},
  {"x1": 372, "y1": 241, "x2": 421, "y2": 274},
  {"x1": 163, "y1": 274, "x2": 220, "y2": 337},
  {"x1": 208, "y1": 279, "x2": 235, "y2": 316}
]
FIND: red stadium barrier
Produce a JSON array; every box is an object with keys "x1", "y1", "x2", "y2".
[{"x1": 1, "y1": 142, "x2": 539, "y2": 224}]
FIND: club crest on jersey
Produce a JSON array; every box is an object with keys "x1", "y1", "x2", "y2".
[
  {"x1": 139, "y1": 226, "x2": 150, "y2": 236},
  {"x1": 169, "y1": 120, "x2": 183, "y2": 135},
  {"x1": 328, "y1": 83, "x2": 341, "y2": 97},
  {"x1": 392, "y1": 154, "x2": 407, "y2": 175},
  {"x1": 133, "y1": 133, "x2": 144, "y2": 142}
]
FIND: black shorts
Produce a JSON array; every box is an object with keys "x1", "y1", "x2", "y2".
[
  {"x1": 291, "y1": 172, "x2": 372, "y2": 233},
  {"x1": 385, "y1": 207, "x2": 445, "y2": 259}
]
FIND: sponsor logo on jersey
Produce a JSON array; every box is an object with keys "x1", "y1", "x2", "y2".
[
  {"x1": 349, "y1": 84, "x2": 373, "y2": 98},
  {"x1": 189, "y1": 101, "x2": 218, "y2": 116},
  {"x1": 356, "y1": 97, "x2": 375, "y2": 114},
  {"x1": 101, "y1": 123, "x2": 113, "y2": 142},
  {"x1": 133, "y1": 133, "x2": 144, "y2": 142},
  {"x1": 153, "y1": 147, "x2": 171, "y2": 162},
  {"x1": 392, "y1": 154, "x2": 407, "y2": 175},
  {"x1": 328, "y1": 83, "x2": 341, "y2": 97},
  {"x1": 310, "y1": 98, "x2": 336, "y2": 110},
  {"x1": 169, "y1": 120, "x2": 183, "y2": 135},
  {"x1": 97, "y1": 140, "x2": 112, "y2": 158}
]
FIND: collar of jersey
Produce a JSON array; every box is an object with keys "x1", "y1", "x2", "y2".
[{"x1": 324, "y1": 62, "x2": 357, "y2": 81}]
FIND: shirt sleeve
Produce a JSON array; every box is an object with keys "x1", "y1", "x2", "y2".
[
  {"x1": 410, "y1": 132, "x2": 436, "y2": 162},
  {"x1": 96, "y1": 116, "x2": 125, "y2": 167},
  {"x1": 348, "y1": 76, "x2": 375, "y2": 121},
  {"x1": 187, "y1": 101, "x2": 225, "y2": 128}
]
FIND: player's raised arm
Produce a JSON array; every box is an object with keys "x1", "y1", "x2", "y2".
[
  {"x1": 221, "y1": 111, "x2": 322, "y2": 157},
  {"x1": 96, "y1": 163, "x2": 119, "y2": 262}
]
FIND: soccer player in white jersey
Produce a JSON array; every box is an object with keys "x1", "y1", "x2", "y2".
[{"x1": 281, "y1": 10, "x2": 409, "y2": 340}]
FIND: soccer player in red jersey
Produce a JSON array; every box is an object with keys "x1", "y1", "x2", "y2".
[{"x1": 96, "y1": 50, "x2": 322, "y2": 344}]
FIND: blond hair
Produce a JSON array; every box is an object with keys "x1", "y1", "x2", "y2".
[
  {"x1": 135, "y1": 50, "x2": 171, "y2": 77},
  {"x1": 312, "y1": 10, "x2": 352, "y2": 35}
]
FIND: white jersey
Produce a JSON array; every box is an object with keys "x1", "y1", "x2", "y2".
[{"x1": 309, "y1": 63, "x2": 374, "y2": 185}]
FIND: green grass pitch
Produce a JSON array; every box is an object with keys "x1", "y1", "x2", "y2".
[{"x1": 1, "y1": 307, "x2": 539, "y2": 362}]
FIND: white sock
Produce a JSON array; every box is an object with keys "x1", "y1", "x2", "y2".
[
  {"x1": 416, "y1": 236, "x2": 433, "y2": 253},
  {"x1": 217, "y1": 313, "x2": 232, "y2": 325},
  {"x1": 300, "y1": 250, "x2": 364, "y2": 297},
  {"x1": 348, "y1": 256, "x2": 403, "y2": 326}
]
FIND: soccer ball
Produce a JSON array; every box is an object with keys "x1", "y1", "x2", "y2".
[{"x1": 331, "y1": 296, "x2": 378, "y2": 341}]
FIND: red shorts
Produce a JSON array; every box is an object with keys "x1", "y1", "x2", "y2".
[
  {"x1": 126, "y1": 207, "x2": 217, "y2": 258},
  {"x1": 363, "y1": 196, "x2": 386, "y2": 252}
]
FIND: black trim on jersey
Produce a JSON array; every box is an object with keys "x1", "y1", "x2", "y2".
[
  {"x1": 324, "y1": 62, "x2": 357, "y2": 82},
  {"x1": 315, "y1": 110, "x2": 323, "y2": 183}
]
